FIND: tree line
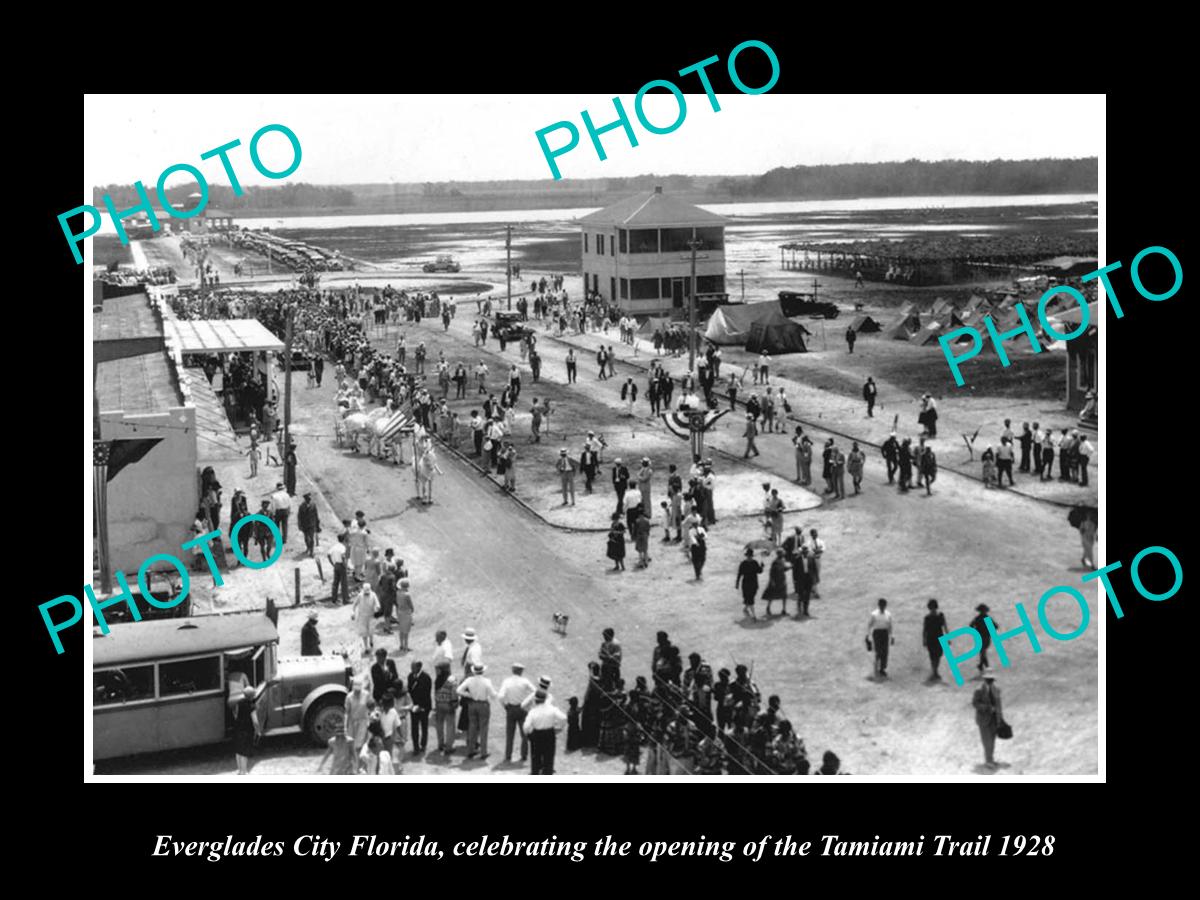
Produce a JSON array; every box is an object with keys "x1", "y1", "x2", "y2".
[
  {"x1": 718, "y1": 158, "x2": 1097, "y2": 199},
  {"x1": 91, "y1": 182, "x2": 356, "y2": 211}
]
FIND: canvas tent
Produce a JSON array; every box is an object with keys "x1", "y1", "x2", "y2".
[
  {"x1": 930, "y1": 298, "x2": 956, "y2": 319},
  {"x1": 911, "y1": 321, "x2": 947, "y2": 346},
  {"x1": 884, "y1": 310, "x2": 921, "y2": 340},
  {"x1": 847, "y1": 314, "x2": 881, "y2": 333},
  {"x1": 745, "y1": 310, "x2": 809, "y2": 354},
  {"x1": 704, "y1": 303, "x2": 811, "y2": 345}
]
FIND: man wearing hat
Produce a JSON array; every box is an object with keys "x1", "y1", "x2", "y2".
[
  {"x1": 972, "y1": 670, "x2": 1004, "y2": 768},
  {"x1": 269, "y1": 482, "x2": 292, "y2": 544},
  {"x1": 460, "y1": 628, "x2": 483, "y2": 675},
  {"x1": 522, "y1": 676, "x2": 554, "y2": 711},
  {"x1": 555, "y1": 448, "x2": 577, "y2": 506},
  {"x1": 297, "y1": 491, "x2": 321, "y2": 558},
  {"x1": 969, "y1": 604, "x2": 995, "y2": 674},
  {"x1": 301, "y1": 610, "x2": 321, "y2": 656},
  {"x1": 456, "y1": 663, "x2": 499, "y2": 759},
  {"x1": 743, "y1": 412, "x2": 760, "y2": 458},
  {"x1": 497, "y1": 663, "x2": 536, "y2": 763},
  {"x1": 524, "y1": 689, "x2": 568, "y2": 775},
  {"x1": 612, "y1": 458, "x2": 630, "y2": 514}
]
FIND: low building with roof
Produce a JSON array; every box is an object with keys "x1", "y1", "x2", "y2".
[{"x1": 578, "y1": 186, "x2": 727, "y2": 316}]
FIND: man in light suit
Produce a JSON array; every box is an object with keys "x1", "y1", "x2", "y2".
[{"x1": 972, "y1": 670, "x2": 1003, "y2": 768}]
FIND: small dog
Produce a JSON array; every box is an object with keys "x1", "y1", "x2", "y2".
[{"x1": 553, "y1": 612, "x2": 569, "y2": 636}]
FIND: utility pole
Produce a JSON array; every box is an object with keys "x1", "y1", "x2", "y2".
[
  {"x1": 506, "y1": 225, "x2": 512, "y2": 311},
  {"x1": 739, "y1": 268, "x2": 746, "y2": 302},
  {"x1": 686, "y1": 236, "x2": 702, "y2": 372},
  {"x1": 282, "y1": 302, "x2": 293, "y2": 464}
]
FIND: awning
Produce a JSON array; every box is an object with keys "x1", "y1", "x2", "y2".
[{"x1": 165, "y1": 318, "x2": 285, "y2": 354}]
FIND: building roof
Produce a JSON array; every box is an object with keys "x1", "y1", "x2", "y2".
[
  {"x1": 96, "y1": 350, "x2": 185, "y2": 413},
  {"x1": 578, "y1": 188, "x2": 727, "y2": 228},
  {"x1": 206, "y1": 208, "x2": 233, "y2": 218},
  {"x1": 93, "y1": 292, "x2": 161, "y2": 341},
  {"x1": 94, "y1": 614, "x2": 279, "y2": 667},
  {"x1": 165, "y1": 318, "x2": 285, "y2": 354}
]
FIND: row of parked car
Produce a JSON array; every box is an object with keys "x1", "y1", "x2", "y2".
[{"x1": 231, "y1": 230, "x2": 345, "y2": 272}]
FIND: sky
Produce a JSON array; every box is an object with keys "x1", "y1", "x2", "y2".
[{"x1": 84, "y1": 94, "x2": 1104, "y2": 188}]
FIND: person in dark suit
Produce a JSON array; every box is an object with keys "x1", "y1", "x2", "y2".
[
  {"x1": 407, "y1": 661, "x2": 433, "y2": 755},
  {"x1": 969, "y1": 604, "x2": 994, "y2": 674},
  {"x1": 580, "y1": 446, "x2": 599, "y2": 493},
  {"x1": 300, "y1": 611, "x2": 321, "y2": 656},
  {"x1": 972, "y1": 670, "x2": 1003, "y2": 767},
  {"x1": 735, "y1": 548, "x2": 763, "y2": 620},
  {"x1": 1018, "y1": 422, "x2": 1033, "y2": 472},
  {"x1": 297, "y1": 492, "x2": 321, "y2": 558},
  {"x1": 922, "y1": 599, "x2": 948, "y2": 680},
  {"x1": 370, "y1": 649, "x2": 399, "y2": 704}
]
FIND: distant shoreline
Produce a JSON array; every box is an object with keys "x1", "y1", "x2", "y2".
[{"x1": 228, "y1": 190, "x2": 1097, "y2": 221}]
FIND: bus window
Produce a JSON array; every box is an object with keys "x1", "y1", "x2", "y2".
[
  {"x1": 95, "y1": 665, "x2": 155, "y2": 705},
  {"x1": 159, "y1": 656, "x2": 222, "y2": 697}
]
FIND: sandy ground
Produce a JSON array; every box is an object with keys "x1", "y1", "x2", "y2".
[{"x1": 102, "y1": 254, "x2": 1098, "y2": 777}]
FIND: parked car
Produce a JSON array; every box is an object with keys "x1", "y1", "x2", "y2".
[
  {"x1": 489, "y1": 310, "x2": 534, "y2": 343},
  {"x1": 97, "y1": 569, "x2": 192, "y2": 625},
  {"x1": 93, "y1": 613, "x2": 352, "y2": 760},
  {"x1": 423, "y1": 255, "x2": 461, "y2": 273},
  {"x1": 778, "y1": 291, "x2": 840, "y2": 319}
]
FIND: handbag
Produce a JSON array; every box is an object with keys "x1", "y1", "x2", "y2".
[{"x1": 996, "y1": 719, "x2": 1013, "y2": 740}]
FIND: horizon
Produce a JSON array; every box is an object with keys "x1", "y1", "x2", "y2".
[{"x1": 85, "y1": 94, "x2": 1105, "y2": 189}]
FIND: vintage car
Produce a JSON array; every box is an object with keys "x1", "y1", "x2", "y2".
[
  {"x1": 422, "y1": 255, "x2": 461, "y2": 273},
  {"x1": 489, "y1": 310, "x2": 535, "y2": 343},
  {"x1": 93, "y1": 612, "x2": 351, "y2": 761},
  {"x1": 778, "y1": 290, "x2": 840, "y2": 319},
  {"x1": 95, "y1": 569, "x2": 192, "y2": 625}
]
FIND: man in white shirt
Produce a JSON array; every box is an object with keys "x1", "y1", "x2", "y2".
[
  {"x1": 269, "y1": 482, "x2": 292, "y2": 544},
  {"x1": 524, "y1": 690, "x2": 568, "y2": 775},
  {"x1": 808, "y1": 529, "x2": 825, "y2": 598},
  {"x1": 497, "y1": 663, "x2": 536, "y2": 763},
  {"x1": 456, "y1": 664, "x2": 498, "y2": 759},
  {"x1": 867, "y1": 598, "x2": 894, "y2": 678},
  {"x1": 460, "y1": 628, "x2": 483, "y2": 675},
  {"x1": 432, "y1": 630, "x2": 453, "y2": 669},
  {"x1": 327, "y1": 536, "x2": 349, "y2": 605}
]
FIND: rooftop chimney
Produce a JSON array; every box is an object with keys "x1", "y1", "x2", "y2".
[{"x1": 654, "y1": 186, "x2": 663, "y2": 194}]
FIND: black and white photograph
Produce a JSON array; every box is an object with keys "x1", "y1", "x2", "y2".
[{"x1": 77, "y1": 91, "x2": 1113, "y2": 781}]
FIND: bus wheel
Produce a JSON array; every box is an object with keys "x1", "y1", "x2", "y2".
[{"x1": 305, "y1": 696, "x2": 345, "y2": 745}]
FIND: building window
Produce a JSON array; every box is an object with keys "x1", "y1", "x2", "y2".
[
  {"x1": 159, "y1": 656, "x2": 222, "y2": 696},
  {"x1": 619, "y1": 229, "x2": 628, "y2": 253},
  {"x1": 630, "y1": 278, "x2": 660, "y2": 300},
  {"x1": 620, "y1": 278, "x2": 629, "y2": 300},
  {"x1": 695, "y1": 227, "x2": 724, "y2": 250},
  {"x1": 610, "y1": 235, "x2": 615, "y2": 257},
  {"x1": 661, "y1": 228, "x2": 694, "y2": 253},
  {"x1": 696, "y1": 275, "x2": 726, "y2": 295},
  {"x1": 661, "y1": 278, "x2": 672, "y2": 298},
  {"x1": 629, "y1": 229, "x2": 659, "y2": 254},
  {"x1": 584, "y1": 233, "x2": 589, "y2": 254},
  {"x1": 610, "y1": 277, "x2": 616, "y2": 300},
  {"x1": 94, "y1": 665, "x2": 156, "y2": 705},
  {"x1": 597, "y1": 234, "x2": 605, "y2": 255}
]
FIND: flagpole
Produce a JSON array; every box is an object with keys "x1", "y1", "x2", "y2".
[{"x1": 94, "y1": 440, "x2": 112, "y2": 595}]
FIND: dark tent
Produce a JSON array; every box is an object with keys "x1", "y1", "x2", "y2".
[
  {"x1": 847, "y1": 314, "x2": 881, "y2": 333},
  {"x1": 745, "y1": 310, "x2": 809, "y2": 354}
]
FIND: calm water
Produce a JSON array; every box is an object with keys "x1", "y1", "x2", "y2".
[{"x1": 235, "y1": 194, "x2": 1097, "y2": 231}]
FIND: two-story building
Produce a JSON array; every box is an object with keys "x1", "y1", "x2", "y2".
[{"x1": 578, "y1": 186, "x2": 727, "y2": 316}]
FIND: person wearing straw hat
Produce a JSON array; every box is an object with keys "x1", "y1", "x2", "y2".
[
  {"x1": 555, "y1": 448, "x2": 577, "y2": 506},
  {"x1": 344, "y1": 675, "x2": 371, "y2": 753},
  {"x1": 456, "y1": 663, "x2": 499, "y2": 760},
  {"x1": 972, "y1": 669, "x2": 1004, "y2": 768}
]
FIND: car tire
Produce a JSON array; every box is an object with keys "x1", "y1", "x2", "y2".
[{"x1": 305, "y1": 695, "x2": 346, "y2": 745}]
